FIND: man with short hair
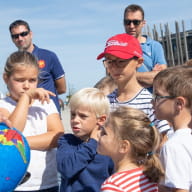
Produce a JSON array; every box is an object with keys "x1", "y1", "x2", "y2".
[
  {"x1": 123, "y1": 4, "x2": 167, "y2": 91},
  {"x1": 9, "y1": 20, "x2": 66, "y2": 113}
]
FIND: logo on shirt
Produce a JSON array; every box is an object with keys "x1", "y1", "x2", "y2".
[{"x1": 38, "y1": 60, "x2": 45, "y2": 69}]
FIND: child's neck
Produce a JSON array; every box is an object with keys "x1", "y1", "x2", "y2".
[
  {"x1": 171, "y1": 110, "x2": 192, "y2": 131},
  {"x1": 115, "y1": 159, "x2": 138, "y2": 172},
  {"x1": 117, "y1": 82, "x2": 143, "y2": 102}
]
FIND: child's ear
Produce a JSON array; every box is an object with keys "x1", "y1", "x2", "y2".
[
  {"x1": 136, "y1": 57, "x2": 144, "y2": 68},
  {"x1": 175, "y1": 96, "x2": 185, "y2": 110},
  {"x1": 3, "y1": 73, "x2": 8, "y2": 84},
  {"x1": 119, "y1": 140, "x2": 130, "y2": 153},
  {"x1": 97, "y1": 115, "x2": 107, "y2": 126}
]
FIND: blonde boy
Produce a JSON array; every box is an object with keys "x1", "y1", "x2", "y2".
[{"x1": 56, "y1": 88, "x2": 114, "y2": 192}]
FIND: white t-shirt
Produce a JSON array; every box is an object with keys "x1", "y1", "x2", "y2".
[
  {"x1": 0, "y1": 97, "x2": 59, "y2": 190},
  {"x1": 160, "y1": 128, "x2": 192, "y2": 191}
]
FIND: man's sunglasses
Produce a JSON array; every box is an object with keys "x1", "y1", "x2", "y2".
[
  {"x1": 124, "y1": 19, "x2": 142, "y2": 26},
  {"x1": 11, "y1": 31, "x2": 30, "y2": 39}
]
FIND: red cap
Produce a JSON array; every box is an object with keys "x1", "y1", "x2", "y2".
[{"x1": 97, "y1": 33, "x2": 142, "y2": 60}]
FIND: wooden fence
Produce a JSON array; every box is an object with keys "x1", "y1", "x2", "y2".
[{"x1": 144, "y1": 20, "x2": 192, "y2": 66}]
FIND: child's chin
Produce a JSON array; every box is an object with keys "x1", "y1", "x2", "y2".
[{"x1": 97, "y1": 146, "x2": 105, "y2": 155}]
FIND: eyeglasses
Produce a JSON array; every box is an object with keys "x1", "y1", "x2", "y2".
[
  {"x1": 103, "y1": 59, "x2": 133, "y2": 68},
  {"x1": 124, "y1": 19, "x2": 142, "y2": 26},
  {"x1": 11, "y1": 31, "x2": 30, "y2": 39},
  {"x1": 152, "y1": 94, "x2": 176, "y2": 103}
]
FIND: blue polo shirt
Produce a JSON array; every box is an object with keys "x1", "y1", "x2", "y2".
[
  {"x1": 32, "y1": 44, "x2": 65, "y2": 113},
  {"x1": 137, "y1": 35, "x2": 166, "y2": 72},
  {"x1": 137, "y1": 35, "x2": 166, "y2": 92}
]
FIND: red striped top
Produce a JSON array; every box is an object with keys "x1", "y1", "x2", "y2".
[{"x1": 101, "y1": 167, "x2": 158, "y2": 192}]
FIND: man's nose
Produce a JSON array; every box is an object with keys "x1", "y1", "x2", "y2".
[{"x1": 129, "y1": 22, "x2": 135, "y2": 28}]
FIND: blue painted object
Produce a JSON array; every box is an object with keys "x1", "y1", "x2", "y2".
[{"x1": 0, "y1": 123, "x2": 30, "y2": 192}]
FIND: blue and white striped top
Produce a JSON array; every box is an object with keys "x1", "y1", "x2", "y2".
[{"x1": 108, "y1": 88, "x2": 170, "y2": 133}]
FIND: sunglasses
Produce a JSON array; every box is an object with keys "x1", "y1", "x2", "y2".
[
  {"x1": 11, "y1": 31, "x2": 30, "y2": 39},
  {"x1": 124, "y1": 19, "x2": 142, "y2": 26}
]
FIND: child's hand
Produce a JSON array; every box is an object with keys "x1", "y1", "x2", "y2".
[
  {"x1": 25, "y1": 88, "x2": 56, "y2": 104},
  {"x1": 90, "y1": 126, "x2": 102, "y2": 141},
  {"x1": 0, "y1": 113, "x2": 12, "y2": 128}
]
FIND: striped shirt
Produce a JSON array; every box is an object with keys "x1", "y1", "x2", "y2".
[
  {"x1": 107, "y1": 88, "x2": 170, "y2": 133},
  {"x1": 101, "y1": 167, "x2": 158, "y2": 192}
]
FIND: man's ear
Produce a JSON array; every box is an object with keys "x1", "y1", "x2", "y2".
[
  {"x1": 136, "y1": 57, "x2": 144, "y2": 68},
  {"x1": 29, "y1": 31, "x2": 33, "y2": 38},
  {"x1": 142, "y1": 20, "x2": 146, "y2": 27},
  {"x1": 97, "y1": 115, "x2": 107, "y2": 126}
]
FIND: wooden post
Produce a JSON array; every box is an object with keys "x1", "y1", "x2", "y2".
[
  {"x1": 147, "y1": 25, "x2": 152, "y2": 39},
  {"x1": 182, "y1": 20, "x2": 189, "y2": 61},
  {"x1": 160, "y1": 23, "x2": 167, "y2": 59},
  {"x1": 153, "y1": 24, "x2": 159, "y2": 41},
  {"x1": 175, "y1": 21, "x2": 183, "y2": 65},
  {"x1": 165, "y1": 23, "x2": 175, "y2": 66}
]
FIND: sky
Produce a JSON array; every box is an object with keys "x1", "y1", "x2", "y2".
[{"x1": 0, "y1": 0, "x2": 191, "y2": 100}]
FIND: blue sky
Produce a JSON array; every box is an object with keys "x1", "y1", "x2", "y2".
[{"x1": 0, "y1": 0, "x2": 191, "y2": 100}]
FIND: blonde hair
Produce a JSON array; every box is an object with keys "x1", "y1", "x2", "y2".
[
  {"x1": 4, "y1": 51, "x2": 39, "y2": 77},
  {"x1": 69, "y1": 88, "x2": 110, "y2": 118},
  {"x1": 108, "y1": 106, "x2": 164, "y2": 183}
]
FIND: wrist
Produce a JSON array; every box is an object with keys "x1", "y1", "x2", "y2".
[{"x1": 21, "y1": 93, "x2": 32, "y2": 105}]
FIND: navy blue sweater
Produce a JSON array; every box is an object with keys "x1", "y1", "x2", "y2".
[{"x1": 56, "y1": 134, "x2": 114, "y2": 192}]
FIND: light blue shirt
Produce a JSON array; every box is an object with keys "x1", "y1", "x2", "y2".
[{"x1": 137, "y1": 35, "x2": 166, "y2": 72}]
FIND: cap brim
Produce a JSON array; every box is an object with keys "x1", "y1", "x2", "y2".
[{"x1": 97, "y1": 52, "x2": 105, "y2": 60}]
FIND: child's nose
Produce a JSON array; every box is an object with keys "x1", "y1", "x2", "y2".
[
  {"x1": 71, "y1": 114, "x2": 78, "y2": 122},
  {"x1": 23, "y1": 81, "x2": 29, "y2": 88}
]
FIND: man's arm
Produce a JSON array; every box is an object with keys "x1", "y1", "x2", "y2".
[
  {"x1": 55, "y1": 76, "x2": 66, "y2": 94},
  {"x1": 136, "y1": 64, "x2": 167, "y2": 88}
]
